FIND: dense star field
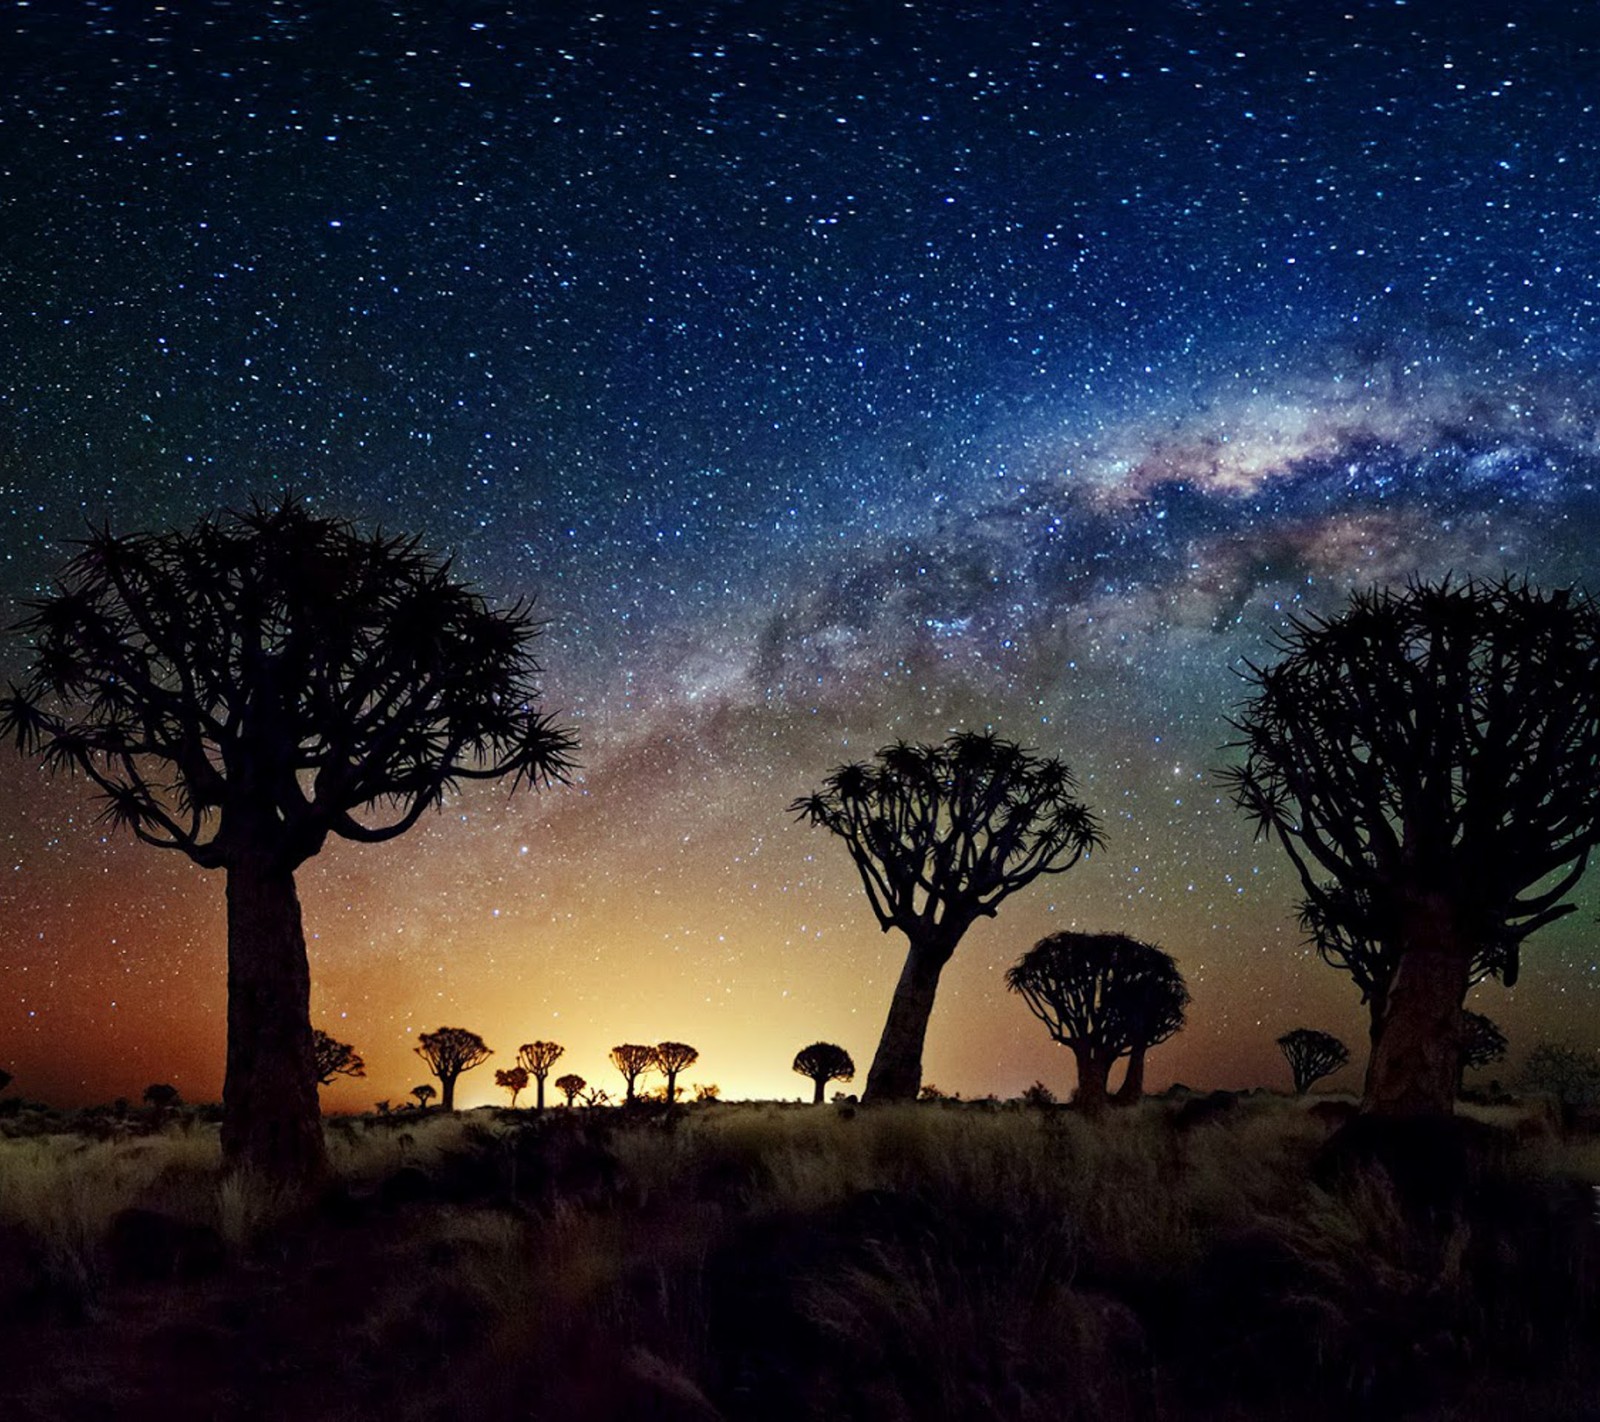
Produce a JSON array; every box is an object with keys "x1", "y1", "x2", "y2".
[{"x1": 2, "y1": 2, "x2": 1598, "y2": 1109}]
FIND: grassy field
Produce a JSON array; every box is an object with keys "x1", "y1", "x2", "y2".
[{"x1": 0, "y1": 1094, "x2": 1596, "y2": 1420}]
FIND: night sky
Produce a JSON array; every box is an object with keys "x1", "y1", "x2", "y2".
[{"x1": 3, "y1": 1, "x2": 1598, "y2": 1111}]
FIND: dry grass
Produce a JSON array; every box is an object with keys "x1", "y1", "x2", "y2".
[{"x1": 1, "y1": 1096, "x2": 1596, "y2": 1420}]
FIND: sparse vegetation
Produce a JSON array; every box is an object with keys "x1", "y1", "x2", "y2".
[{"x1": 0, "y1": 1098, "x2": 1596, "y2": 1420}]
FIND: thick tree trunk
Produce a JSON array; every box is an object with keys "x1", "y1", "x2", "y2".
[
  {"x1": 666, "y1": 1070, "x2": 679, "y2": 1104},
  {"x1": 534, "y1": 1074, "x2": 546, "y2": 1111},
  {"x1": 811, "y1": 1076, "x2": 826, "y2": 1105},
  {"x1": 1362, "y1": 893, "x2": 1472, "y2": 1117},
  {"x1": 1114, "y1": 1044, "x2": 1147, "y2": 1105},
  {"x1": 864, "y1": 935, "x2": 953, "y2": 1102},
  {"x1": 222, "y1": 855, "x2": 327, "y2": 1184},
  {"x1": 440, "y1": 1074, "x2": 458, "y2": 1111},
  {"x1": 1072, "y1": 1045, "x2": 1113, "y2": 1114}
]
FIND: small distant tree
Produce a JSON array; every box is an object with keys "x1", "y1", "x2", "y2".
[
  {"x1": 610, "y1": 1044, "x2": 657, "y2": 1104},
  {"x1": 374, "y1": 1099, "x2": 391, "y2": 1116},
  {"x1": 410, "y1": 1083, "x2": 436, "y2": 1110},
  {"x1": 495, "y1": 1066, "x2": 529, "y2": 1107},
  {"x1": 554, "y1": 1073, "x2": 586, "y2": 1107},
  {"x1": 0, "y1": 499, "x2": 575, "y2": 1181},
  {"x1": 311, "y1": 1029, "x2": 366, "y2": 1088},
  {"x1": 654, "y1": 1042, "x2": 698, "y2": 1103},
  {"x1": 1019, "y1": 1081, "x2": 1057, "y2": 1108},
  {"x1": 792, "y1": 1042, "x2": 856, "y2": 1104},
  {"x1": 580, "y1": 1085, "x2": 611, "y2": 1108},
  {"x1": 693, "y1": 1083, "x2": 720, "y2": 1103},
  {"x1": 143, "y1": 1083, "x2": 181, "y2": 1112},
  {"x1": 792, "y1": 732, "x2": 1102, "y2": 1101},
  {"x1": 1522, "y1": 1042, "x2": 1600, "y2": 1112},
  {"x1": 1006, "y1": 932, "x2": 1184, "y2": 1114},
  {"x1": 919, "y1": 1083, "x2": 950, "y2": 1102},
  {"x1": 1459, "y1": 1011, "x2": 1508, "y2": 1076},
  {"x1": 1277, "y1": 1028, "x2": 1351, "y2": 1095},
  {"x1": 517, "y1": 1041, "x2": 565, "y2": 1111},
  {"x1": 415, "y1": 1026, "x2": 492, "y2": 1111}
]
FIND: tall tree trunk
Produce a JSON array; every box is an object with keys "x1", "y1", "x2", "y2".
[
  {"x1": 666, "y1": 1069, "x2": 679, "y2": 1104},
  {"x1": 864, "y1": 935, "x2": 953, "y2": 1102},
  {"x1": 812, "y1": 1076, "x2": 826, "y2": 1104},
  {"x1": 1071, "y1": 1044, "x2": 1113, "y2": 1114},
  {"x1": 1114, "y1": 1043, "x2": 1147, "y2": 1105},
  {"x1": 223, "y1": 855, "x2": 327, "y2": 1184},
  {"x1": 535, "y1": 1074, "x2": 546, "y2": 1111},
  {"x1": 1363, "y1": 892, "x2": 1471, "y2": 1117}
]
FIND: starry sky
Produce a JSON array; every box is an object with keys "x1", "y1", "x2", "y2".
[{"x1": 2, "y1": 1, "x2": 1598, "y2": 1111}]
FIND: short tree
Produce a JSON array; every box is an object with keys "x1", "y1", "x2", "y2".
[
  {"x1": 1277, "y1": 1028, "x2": 1351, "y2": 1095},
  {"x1": 654, "y1": 1042, "x2": 698, "y2": 1103},
  {"x1": 792, "y1": 1042, "x2": 856, "y2": 1104},
  {"x1": 1005, "y1": 932, "x2": 1183, "y2": 1114},
  {"x1": 554, "y1": 1073, "x2": 586, "y2": 1107},
  {"x1": 415, "y1": 1026, "x2": 492, "y2": 1111},
  {"x1": 410, "y1": 1083, "x2": 436, "y2": 1110},
  {"x1": 517, "y1": 1041, "x2": 564, "y2": 1111},
  {"x1": 143, "y1": 1083, "x2": 181, "y2": 1111},
  {"x1": 792, "y1": 731, "x2": 1101, "y2": 1101},
  {"x1": 693, "y1": 1083, "x2": 720, "y2": 1103},
  {"x1": 610, "y1": 1044, "x2": 657, "y2": 1104},
  {"x1": 0, "y1": 499, "x2": 574, "y2": 1181},
  {"x1": 1223, "y1": 577, "x2": 1600, "y2": 1117},
  {"x1": 495, "y1": 1066, "x2": 529, "y2": 1107},
  {"x1": 311, "y1": 1029, "x2": 366, "y2": 1088}
]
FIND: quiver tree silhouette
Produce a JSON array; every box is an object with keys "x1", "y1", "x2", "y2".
[
  {"x1": 516, "y1": 1040, "x2": 564, "y2": 1110},
  {"x1": 410, "y1": 1084, "x2": 436, "y2": 1110},
  {"x1": 1005, "y1": 932, "x2": 1183, "y2": 1114},
  {"x1": 654, "y1": 1042, "x2": 698, "y2": 1103},
  {"x1": 1111, "y1": 958, "x2": 1189, "y2": 1104},
  {"x1": 1276, "y1": 1028, "x2": 1351, "y2": 1095},
  {"x1": 1458, "y1": 1010, "x2": 1508, "y2": 1094},
  {"x1": 0, "y1": 498, "x2": 575, "y2": 1182},
  {"x1": 495, "y1": 1066, "x2": 529, "y2": 1107},
  {"x1": 792, "y1": 1042, "x2": 855, "y2": 1104},
  {"x1": 554, "y1": 1073, "x2": 586, "y2": 1107},
  {"x1": 415, "y1": 1026, "x2": 492, "y2": 1111},
  {"x1": 1222, "y1": 576, "x2": 1600, "y2": 1118},
  {"x1": 311, "y1": 1029, "x2": 366, "y2": 1088},
  {"x1": 143, "y1": 1083, "x2": 180, "y2": 1113},
  {"x1": 792, "y1": 731, "x2": 1101, "y2": 1101},
  {"x1": 610, "y1": 1044, "x2": 657, "y2": 1104}
]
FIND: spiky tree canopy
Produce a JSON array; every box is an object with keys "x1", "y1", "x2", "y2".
[
  {"x1": 495, "y1": 1066, "x2": 529, "y2": 1104},
  {"x1": 610, "y1": 1043, "x2": 657, "y2": 1100},
  {"x1": 554, "y1": 1073, "x2": 586, "y2": 1105},
  {"x1": 1224, "y1": 577, "x2": 1600, "y2": 988},
  {"x1": 1005, "y1": 932, "x2": 1182, "y2": 1056},
  {"x1": 0, "y1": 498, "x2": 576, "y2": 873},
  {"x1": 790, "y1": 731, "x2": 1102, "y2": 940},
  {"x1": 311, "y1": 1029, "x2": 366, "y2": 1087},
  {"x1": 518, "y1": 1041, "x2": 564, "y2": 1079},
  {"x1": 415, "y1": 1026, "x2": 491, "y2": 1103},
  {"x1": 1276, "y1": 1027, "x2": 1351, "y2": 1095},
  {"x1": 792, "y1": 1042, "x2": 855, "y2": 1086},
  {"x1": 1459, "y1": 1011, "x2": 1508, "y2": 1071}
]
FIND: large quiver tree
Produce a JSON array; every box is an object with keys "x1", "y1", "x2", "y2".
[
  {"x1": 1223, "y1": 576, "x2": 1600, "y2": 1118},
  {"x1": 0, "y1": 499, "x2": 575, "y2": 1182},
  {"x1": 792, "y1": 731, "x2": 1101, "y2": 1102}
]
